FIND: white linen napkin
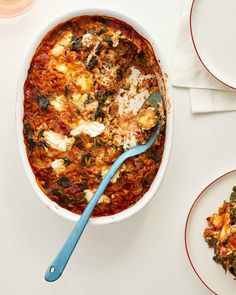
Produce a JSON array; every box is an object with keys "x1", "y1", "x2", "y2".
[{"x1": 171, "y1": 0, "x2": 236, "y2": 113}]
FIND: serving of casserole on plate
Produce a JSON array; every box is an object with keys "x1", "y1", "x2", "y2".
[
  {"x1": 17, "y1": 10, "x2": 173, "y2": 223},
  {"x1": 185, "y1": 170, "x2": 236, "y2": 295}
]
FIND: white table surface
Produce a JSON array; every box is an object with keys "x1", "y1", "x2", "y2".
[{"x1": 1, "y1": 0, "x2": 236, "y2": 294}]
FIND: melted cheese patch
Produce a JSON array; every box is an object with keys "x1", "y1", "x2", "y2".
[
  {"x1": 50, "y1": 95, "x2": 66, "y2": 111},
  {"x1": 70, "y1": 120, "x2": 105, "y2": 137},
  {"x1": 56, "y1": 64, "x2": 68, "y2": 74},
  {"x1": 84, "y1": 189, "x2": 110, "y2": 204},
  {"x1": 51, "y1": 32, "x2": 72, "y2": 57},
  {"x1": 72, "y1": 93, "x2": 87, "y2": 108},
  {"x1": 75, "y1": 72, "x2": 94, "y2": 92},
  {"x1": 51, "y1": 159, "x2": 65, "y2": 174},
  {"x1": 44, "y1": 131, "x2": 75, "y2": 152}
]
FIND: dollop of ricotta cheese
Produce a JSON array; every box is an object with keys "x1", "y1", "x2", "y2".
[
  {"x1": 44, "y1": 131, "x2": 75, "y2": 152},
  {"x1": 70, "y1": 120, "x2": 105, "y2": 137},
  {"x1": 51, "y1": 32, "x2": 72, "y2": 57},
  {"x1": 50, "y1": 95, "x2": 66, "y2": 111},
  {"x1": 51, "y1": 159, "x2": 66, "y2": 174}
]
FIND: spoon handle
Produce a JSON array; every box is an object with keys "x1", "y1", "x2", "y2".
[{"x1": 45, "y1": 152, "x2": 127, "y2": 282}]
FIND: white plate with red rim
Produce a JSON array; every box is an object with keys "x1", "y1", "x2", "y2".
[
  {"x1": 190, "y1": 0, "x2": 236, "y2": 90},
  {"x1": 185, "y1": 170, "x2": 236, "y2": 295}
]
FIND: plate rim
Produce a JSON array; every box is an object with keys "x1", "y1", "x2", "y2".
[
  {"x1": 189, "y1": 0, "x2": 236, "y2": 90},
  {"x1": 184, "y1": 169, "x2": 236, "y2": 295}
]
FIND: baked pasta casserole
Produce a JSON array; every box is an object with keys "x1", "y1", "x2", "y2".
[{"x1": 23, "y1": 15, "x2": 166, "y2": 217}]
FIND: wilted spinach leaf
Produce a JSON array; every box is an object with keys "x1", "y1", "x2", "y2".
[
  {"x1": 38, "y1": 129, "x2": 44, "y2": 138},
  {"x1": 95, "y1": 90, "x2": 111, "y2": 107},
  {"x1": 57, "y1": 177, "x2": 71, "y2": 188},
  {"x1": 84, "y1": 94, "x2": 94, "y2": 105},
  {"x1": 81, "y1": 153, "x2": 92, "y2": 166},
  {"x1": 232, "y1": 257, "x2": 236, "y2": 273},
  {"x1": 63, "y1": 157, "x2": 71, "y2": 166},
  {"x1": 230, "y1": 192, "x2": 236, "y2": 203},
  {"x1": 87, "y1": 55, "x2": 98, "y2": 69},
  {"x1": 64, "y1": 85, "x2": 70, "y2": 97},
  {"x1": 51, "y1": 189, "x2": 62, "y2": 197},
  {"x1": 37, "y1": 94, "x2": 49, "y2": 110},
  {"x1": 70, "y1": 35, "x2": 82, "y2": 51},
  {"x1": 95, "y1": 42, "x2": 103, "y2": 55},
  {"x1": 77, "y1": 183, "x2": 89, "y2": 190},
  {"x1": 23, "y1": 122, "x2": 35, "y2": 151},
  {"x1": 116, "y1": 68, "x2": 123, "y2": 79},
  {"x1": 74, "y1": 136, "x2": 84, "y2": 149},
  {"x1": 97, "y1": 28, "x2": 107, "y2": 35},
  {"x1": 94, "y1": 105, "x2": 104, "y2": 120},
  {"x1": 38, "y1": 140, "x2": 47, "y2": 149},
  {"x1": 87, "y1": 27, "x2": 96, "y2": 34},
  {"x1": 103, "y1": 35, "x2": 112, "y2": 46}
]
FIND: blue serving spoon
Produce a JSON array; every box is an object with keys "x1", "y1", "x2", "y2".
[{"x1": 45, "y1": 92, "x2": 163, "y2": 282}]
